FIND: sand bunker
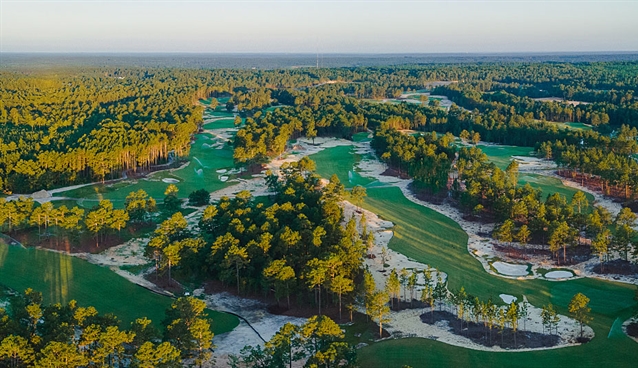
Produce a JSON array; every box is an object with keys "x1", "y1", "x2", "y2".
[
  {"x1": 545, "y1": 270, "x2": 574, "y2": 279},
  {"x1": 500, "y1": 294, "x2": 517, "y2": 304},
  {"x1": 31, "y1": 189, "x2": 51, "y2": 199},
  {"x1": 162, "y1": 178, "x2": 180, "y2": 184},
  {"x1": 216, "y1": 169, "x2": 228, "y2": 174},
  {"x1": 220, "y1": 176, "x2": 229, "y2": 182},
  {"x1": 492, "y1": 261, "x2": 530, "y2": 277}
]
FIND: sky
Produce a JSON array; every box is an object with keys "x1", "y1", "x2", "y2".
[{"x1": 1, "y1": 0, "x2": 637, "y2": 53}]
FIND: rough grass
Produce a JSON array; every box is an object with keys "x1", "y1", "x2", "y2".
[{"x1": 359, "y1": 187, "x2": 637, "y2": 368}]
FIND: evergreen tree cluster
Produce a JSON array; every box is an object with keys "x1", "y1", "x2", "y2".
[{"x1": 0, "y1": 289, "x2": 214, "y2": 368}]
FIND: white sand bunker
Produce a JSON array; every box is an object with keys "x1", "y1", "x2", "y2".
[
  {"x1": 492, "y1": 261, "x2": 530, "y2": 277},
  {"x1": 216, "y1": 169, "x2": 227, "y2": 174},
  {"x1": 162, "y1": 178, "x2": 179, "y2": 184},
  {"x1": 545, "y1": 270, "x2": 574, "y2": 279},
  {"x1": 499, "y1": 294, "x2": 517, "y2": 304},
  {"x1": 220, "y1": 176, "x2": 229, "y2": 182}
]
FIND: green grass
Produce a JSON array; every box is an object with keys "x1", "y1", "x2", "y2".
[
  {"x1": 518, "y1": 173, "x2": 595, "y2": 203},
  {"x1": 358, "y1": 187, "x2": 638, "y2": 367},
  {"x1": 203, "y1": 118, "x2": 237, "y2": 130},
  {"x1": 0, "y1": 240, "x2": 169, "y2": 326},
  {"x1": 535, "y1": 119, "x2": 593, "y2": 131},
  {"x1": 0, "y1": 240, "x2": 238, "y2": 334},
  {"x1": 553, "y1": 121, "x2": 593, "y2": 131},
  {"x1": 476, "y1": 144, "x2": 536, "y2": 170},
  {"x1": 352, "y1": 132, "x2": 372, "y2": 142},
  {"x1": 205, "y1": 308, "x2": 240, "y2": 335},
  {"x1": 309, "y1": 146, "x2": 376, "y2": 188},
  {"x1": 476, "y1": 145, "x2": 591, "y2": 200},
  {"x1": 57, "y1": 134, "x2": 236, "y2": 207},
  {"x1": 200, "y1": 97, "x2": 231, "y2": 106},
  {"x1": 265, "y1": 105, "x2": 284, "y2": 112}
]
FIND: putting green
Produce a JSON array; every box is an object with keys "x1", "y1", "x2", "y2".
[
  {"x1": 358, "y1": 187, "x2": 637, "y2": 367},
  {"x1": 476, "y1": 144, "x2": 536, "y2": 170},
  {"x1": 309, "y1": 145, "x2": 377, "y2": 188},
  {"x1": 0, "y1": 240, "x2": 238, "y2": 334}
]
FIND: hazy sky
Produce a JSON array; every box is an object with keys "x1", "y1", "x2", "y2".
[{"x1": 2, "y1": 0, "x2": 637, "y2": 53}]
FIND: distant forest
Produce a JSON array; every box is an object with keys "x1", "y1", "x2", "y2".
[{"x1": 1, "y1": 62, "x2": 638, "y2": 194}]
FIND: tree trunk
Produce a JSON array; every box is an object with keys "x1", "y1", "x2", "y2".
[{"x1": 236, "y1": 264, "x2": 240, "y2": 294}]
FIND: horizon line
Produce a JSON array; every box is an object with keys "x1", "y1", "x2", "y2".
[{"x1": 3, "y1": 51, "x2": 638, "y2": 55}]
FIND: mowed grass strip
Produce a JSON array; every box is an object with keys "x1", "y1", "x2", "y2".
[
  {"x1": 0, "y1": 242, "x2": 238, "y2": 334},
  {"x1": 359, "y1": 187, "x2": 637, "y2": 368},
  {"x1": 203, "y1": 118, "x2": 237, "y2": 130}
]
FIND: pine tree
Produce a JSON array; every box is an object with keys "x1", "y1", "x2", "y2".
[{"x1": 569, "y1": 293, "x2": 592, "y2": 339}]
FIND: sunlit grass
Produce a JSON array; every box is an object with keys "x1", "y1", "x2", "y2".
[
  {"x1": 359, "y1": 187, "x2": 637, "y2": 368},
  {"x1": 0, "y1": 240, "x2": 238, "y2": 334}
]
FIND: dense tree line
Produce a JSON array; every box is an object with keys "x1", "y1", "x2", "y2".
[
  {"x1": 0, "y1": 189, "x2": 163, "y2": 247},
  {"x1": 0, "y1": 289, "x2": 214, "y2": 367},
  {"x1": 0, "y1": 71, "x2": 204, "y2": 193},
  {"x1": 371, "y1": 126, "x2": 455, "y2": 194},
  {"x1": 539, "y1": 125, "x2": 638, "y2": 199},
  {"x1": 5, "y1": 62, "x2": 636, "y2": 193},
  {"x1": 455, "y1": 146, "x2": 638, "y2": 264},
  {"x1": 146, "y1": 158, "x2": 368, "y2": 316}
]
